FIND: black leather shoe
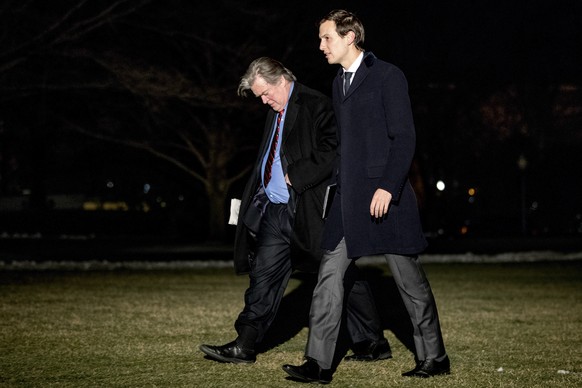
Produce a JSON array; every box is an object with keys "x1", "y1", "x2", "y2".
[
  {"x1": 282, "y1": 359, "x2": 332, "y2": 384},
  {"x1": 401, "y1": 360, "x2": 422, "y2": 377},
  {"x1": 199, "y1": 341, "x2": 256, "y2": 364},
  {"x1": 404, "y1": 356, "x2": 450, "y2": 377},
  {"x1": 344, "y1": 338, "x2": 392, "y2": 361}
]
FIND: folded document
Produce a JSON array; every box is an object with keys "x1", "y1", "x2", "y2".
[{"x1": 228, "y1": 198, "x2": 241, "y2": 225}]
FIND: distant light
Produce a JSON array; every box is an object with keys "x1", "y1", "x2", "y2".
[
  {"x1": 141, "y1": 202, "x2": 151, "y2": 213},
  {"x1": 468, "y1": 188, "x2": 476, "y2": 196},
  {"x1": 436, "y1": 181, "x2": 446, "y2": 191},
  {"x1": 530, "y1": 201, "x2": 539, "y2": 210},
  {"x1": 143, "y1": 183, "x2": 151, "y2": 194},
  {"x1": 106, "y1": 181, "x2": 114, "y2": 189},
  {"x1": 83, "y1": 201, "x2": 99, "y2": 211},
  {"x1": 178, "y1": 195, "x2": 184, "y2": 201},
  {"x1": 517, "y1": 154, "x2": 528, "y2": 171},
  {"x1": 460, "y1": 226, "x2": 469, "y2": 235},
  {"x1": 468, "y1": 197, "x2": 475, "y2": 204},
  {"x1": 103, "y1": 201, "x2": 128, "y2": 211}
]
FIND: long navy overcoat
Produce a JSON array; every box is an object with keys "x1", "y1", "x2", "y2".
[{"x1": 322, "y1": 52, "x2": 428, "y2": 258}]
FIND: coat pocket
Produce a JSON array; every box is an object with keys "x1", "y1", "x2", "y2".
[{"x1": 367, "y1": 165, "x2": 385, "y2": 178}]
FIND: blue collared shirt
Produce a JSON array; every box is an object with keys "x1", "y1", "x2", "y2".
[{"x1": 261, "y1": 83, "x2": 294, "y2": 203}]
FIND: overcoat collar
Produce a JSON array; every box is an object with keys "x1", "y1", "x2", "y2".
[
  {"x1": 282, "y1": 82, "x2": 300, "y2": 143},
  {"x1": 335, "y1": 51, "x2": 377, "y2": 100}
]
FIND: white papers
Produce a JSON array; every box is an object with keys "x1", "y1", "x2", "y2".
[{"x1": 228, "y1": 198, "x2": 241, "y2": 225}]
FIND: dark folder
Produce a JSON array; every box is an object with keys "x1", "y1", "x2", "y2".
[{"x1": 322, "y1": 183, "x2": 337, "y2": 219}]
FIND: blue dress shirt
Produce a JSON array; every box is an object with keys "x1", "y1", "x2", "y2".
[{"x1": 261, "y1": 83, "x2": 294, "y2": 204}]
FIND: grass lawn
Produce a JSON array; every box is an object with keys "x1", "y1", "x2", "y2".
[{"x1": 0, "y1": 260, "x2": 581, "y2": 387}]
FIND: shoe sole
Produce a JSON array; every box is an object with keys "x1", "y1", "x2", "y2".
[
  {"x1": 411, "y1": 369, "x2": 451, "y2": 378},
  {"x1": 345, "y1": 351, "x2": 392, "y2": 362},
  {"x1": 282, "y1": 366, "x2": 331, "y2": 384},
  {"x1": 199, "y1": 345, "x2": 255, "y2": 364}
]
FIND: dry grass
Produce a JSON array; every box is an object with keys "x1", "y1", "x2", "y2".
[{"x1": 0, "y1": 261, "x2": 581, "y2": 387}]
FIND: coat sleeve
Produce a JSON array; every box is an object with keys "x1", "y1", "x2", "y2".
[
  {"x1": 378, "y1": 66, "x2": 417, "y2": 202},
  {"x1": 287, "y1": 96, "x2": 338, "y2": 193}
]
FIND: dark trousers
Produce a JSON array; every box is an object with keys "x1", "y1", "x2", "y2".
[
  {"x1": 235, "y1": 202, "x2": 293, "y2": 347},
  {"x1": 345, "y1": 267, "x2": 383, "y2": 344},
  {"x1": 235, "y1": 203, "x2": 383, "y2": 350}
]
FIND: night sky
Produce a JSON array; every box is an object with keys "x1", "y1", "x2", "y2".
[{"x1": 295, "y1": 1, "x2": 582, "y2": 85}]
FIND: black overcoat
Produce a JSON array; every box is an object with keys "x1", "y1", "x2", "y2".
[
  {"x1": 322, "y1": 52, "x2": 428, "y2": 258},
  {"x1": 233, "y1": 82, "x2": 338, "y2": 274}
]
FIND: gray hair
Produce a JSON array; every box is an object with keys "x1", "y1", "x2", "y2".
[{"x1": 238, "y1": 57, "x2": 297, "y2": 97}]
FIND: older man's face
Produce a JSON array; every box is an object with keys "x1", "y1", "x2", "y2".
[{"x1": 250, "y1": 75, "x2": 290, "y2": 112}]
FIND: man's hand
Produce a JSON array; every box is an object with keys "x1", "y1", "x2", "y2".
[
  {"x1": 285, "y1": 173, "x2": 292, "y2": 186},
  {"x1": 370, "y1": 189, "x2": 392, "y2": 218}
]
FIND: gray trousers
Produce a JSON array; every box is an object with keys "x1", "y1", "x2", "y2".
[{"x1": 305, "y1": 238, "x2": 447, "y2": 369}]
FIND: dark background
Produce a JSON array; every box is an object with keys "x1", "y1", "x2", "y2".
[{"x1": 1, "y1": 1, "x2": 581, "y2": 252}]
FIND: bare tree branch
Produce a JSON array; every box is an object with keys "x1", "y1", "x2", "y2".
[
  {"x1": 63, "y1": 49, "x2": 242, "y2": 108},
  {"x1": 226, "y1": 165, "x2": 253, "y2": 186},
  {"x1": 54, "y1": 0, "x2": 153, "y2": 44},
  {"x1": 176, "y1": 129, "x2": 208, "y2": 170},
  {"x1": 0, "y1": 0, "x2": 89, "y2": 72},
  {"x1": 0, "y1": 1, "x2": 152, "y2": 73},
  {"x1": 65, "y1": 120, "x2": 208, "y2": 185}
]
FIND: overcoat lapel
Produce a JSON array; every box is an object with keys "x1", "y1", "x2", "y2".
[
  {"x1": 345, "y1": 64, "x2": 370, "y2": 98},
  {"x1": 280, "y1": 85, "x2": 300, "y2": 174},
  {"x1": 342, "y1": 59, "x2": 372, "y2": 100},
  {"x1": 282, "y1": 87, "x2": 299, "y2": 144},
  {"x1": 334, "y1": 69, "x2": 343, "y2": 100}
]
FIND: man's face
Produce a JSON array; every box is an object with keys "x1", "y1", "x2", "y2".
[
  {"x1": 319, "y1": 20, "x2": 351, "y2": 67},
  {"x1": 250, "y1": 75, "x2": 289, "y2": 112}
]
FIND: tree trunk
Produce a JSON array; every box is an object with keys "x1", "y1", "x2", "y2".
[{"x1": 206, "y1": 184, "x2": 228, "y2": 242}]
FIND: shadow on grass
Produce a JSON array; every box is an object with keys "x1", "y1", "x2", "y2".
[{"x1": 257, "y1": 267, "x2": 415, "y2": 363}]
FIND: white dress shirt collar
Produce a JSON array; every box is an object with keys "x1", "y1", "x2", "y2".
[{"x1": 344, "y1": 51, "x2": 364, "y2": 74}]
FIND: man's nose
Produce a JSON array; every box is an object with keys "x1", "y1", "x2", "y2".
[{"x1": 261, "y1": 96, "x2": 269, "y2": 104}]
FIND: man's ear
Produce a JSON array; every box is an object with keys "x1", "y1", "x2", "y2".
[{"x1": 347, "y1": 30, "x2": 356, "y2": 45}]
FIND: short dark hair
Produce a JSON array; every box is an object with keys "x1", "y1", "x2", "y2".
[
  {"x1": 320, "y1": 9, "x2": 365, "y2": 51},
  {"x1": 238, "y1": 57, "x2": 297, "y2": 97}
]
